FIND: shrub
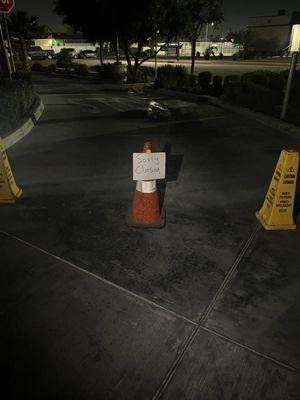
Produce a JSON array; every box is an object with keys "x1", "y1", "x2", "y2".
[
  {"x1": 279, "y1": 69, "x2": 289, "y2": 79},
  {"x1": 0, "y1": 78, "x2": 35, "y2": 135},
  {"x1": 97, "y1": 63, "x2": 126, "y2": 80},
  {"x1": 212, "y1": 75, "x2": 222, "y2": 89},
  {"x1": 47, "y1": 64, "x2": 57, "y2": 73},
  {"x1": 218, "y1": 52, "x2": 224, "y2": 59},
  {"x1": 269, "y1": 77, "x2": 285, "y2": 92},
  {"x1": 223, "y1": 74, "x2": 240, "y2": 87},
  {"x1": 268, "y1": 77, "x2": 285, "y2": 104},
  {"x1": 241, "y1": 71, "x2": 279, "y2": 88},
  {"x1": 213, "y1": 75, "x2": 222, "y2": 87},
  {"x1": 189, "y1": 74, "x2": 197, "y2": 87},
  {"x1": 174, "y1": 65, "x2": 189, "y2": 87},
  {"x1": 97, "y1": 63, "x2": 115, "y2": 78},
  {"x1": 210, "y1": 75, "x2": 223, "y2": 97},
  {"x1": 74, "y1": 64, "x2": 89, "y2": 75},
  {"x1": 31, "y1": 62, "x2": 44, "y2": 72},
  {"x1": 203, "y1": 49, "x2": 210, "y2": 60},
  {"x1": 198, "y1": 71, "x2": 212, "y2": 89},
  {"x1": 56, "y1": 51, "x2": 73, "y2": 68},
  {"x1": 155, "y1": 65, "x2": 189, "y2": 88},
  {"x1": 223, "y1": 81, "x2": 276, "y2": 114},
  {"x1": 290, "y1": 70, "x2": 300, "y2": 104},
  {"x1": 135, "y1": 66, "x2": 155, "y2": 82},
  {"x1": 232, "y1": 53, "x2": 239, "y2": 60}
]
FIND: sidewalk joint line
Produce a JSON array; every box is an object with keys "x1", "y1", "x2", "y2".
[
  {"x1": 201, "y1": 326, "x2": 300, "y2": 374},
  {"x1": 0, "y1": 229, "x2": 196, "y2": 327},
  {"x1": 152, "y1": 325, "x2": 201, "y2": 400},
  {"x1": 151, "y1": 223, "x2": 260, "y2": 400},
  {"x1": 199, "y1": 223, "x2": 260, "y2": 325}
]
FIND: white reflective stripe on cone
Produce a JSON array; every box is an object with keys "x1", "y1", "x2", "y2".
[{"x1": 136, "y1": 180, "x2": 157, "y2": 193}]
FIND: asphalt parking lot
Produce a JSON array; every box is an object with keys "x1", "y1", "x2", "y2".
[{"x1": 1, "y1": 74, "x2": 300, "y2": 399}]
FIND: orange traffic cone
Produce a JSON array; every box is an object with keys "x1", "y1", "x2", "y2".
[{"x1": 126, "y1": 141, "x2": 166, "y2": 228}]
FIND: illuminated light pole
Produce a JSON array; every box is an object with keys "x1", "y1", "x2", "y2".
[
  {"x1": 116, "y1": 35, "x2": 120, "y2": 64},
  {"x1": 154, "y1": 29, "x2": 159, "y2": 80},
  {"x1": 205, "y1": 22, "x2": 214, "y2": 43}
]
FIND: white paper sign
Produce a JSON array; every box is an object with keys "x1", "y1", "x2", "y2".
[
  {"x1": 290, "y1": 24, "x2": 300, "y2": 52},
  {"x1": 133, "y1": 152, "x2": 166, "y2": 181}
]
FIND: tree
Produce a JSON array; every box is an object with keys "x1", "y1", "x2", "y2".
[
  {"x1": 8, "y1": 11, "x2": 47, "y2": 41},
  {"x1": 246, "y1": 33, "x2": 281, "y2": 58},
  {"x1": 226, "y1": 30, "x2": 281, "y2": 59},
  {"x1": 183, "y1": 0, "x2": 223, "y2": 75},
  {"x1": 226, "y1": 30, "x2": 247, "y2": 53},
  {"x1": 54, "y1": 0, "x2": 185, "y2": 80}
]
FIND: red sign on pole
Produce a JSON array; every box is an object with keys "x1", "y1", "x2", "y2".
[{"x1": 0, "y1": 0, "x2": 15, "y2": 14}]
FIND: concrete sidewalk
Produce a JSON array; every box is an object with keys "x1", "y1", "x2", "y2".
[{"x1": 1, "y1": 74, "x2": 300, "y2": 399}]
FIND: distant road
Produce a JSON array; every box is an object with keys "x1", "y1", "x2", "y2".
[
  {"x1": 143, "y1": 59, "x2": 291, "y2": 76},
  {"x1": 38, "y1": 57, "x2": 297, "y2": 77},
  {"x1": 75, "y1": 58, "x2": 294, "y2": 77}
]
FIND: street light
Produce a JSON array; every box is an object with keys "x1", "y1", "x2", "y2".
[
  {"x1": 205, "y1": 22, "x2": 214, "y2": 43},
  {"x1": 116, "y1": 35, "x2": 120, "y2": 64},
  {"x1": 154, "y1": 29, "x2": 159, "y2": 80}
]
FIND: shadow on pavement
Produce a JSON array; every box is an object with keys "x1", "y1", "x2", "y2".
[{"x1": 157, "y1": 143, "x2": 183, "y2": 211}]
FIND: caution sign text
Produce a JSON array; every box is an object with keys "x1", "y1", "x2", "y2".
[{"x1": 256, "y1": 150, "x2": 299, "y2": 230}]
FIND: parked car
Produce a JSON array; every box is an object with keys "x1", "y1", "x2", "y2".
[
  {"x1": 78, "y1": 50, "x2": 98, "y2": 59},
  {"x1": 59, "y1": 48, "x2": 78, "y2": 59},
  {"x1": 27, "y1": 46, "x2": 54, "y2": 60}
]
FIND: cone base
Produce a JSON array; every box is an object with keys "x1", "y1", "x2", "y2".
[
  {"x1": 0, "y1": 199, "x2": 17, "y2": 204},
  {"x1": 255, "y1": 211, "x2": 296, "y2": 230},
  {"x1": 126, "y1": 208, "x2": 166, "y2": 228},
  {"x1": 0, "y1": 189, "x2": 22, "y2": 204}
]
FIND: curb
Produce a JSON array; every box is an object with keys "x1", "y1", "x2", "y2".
[
  {"x1": 3, "y1": 96, "x2": 44, "y2": 150},
  {"x1": 145, "y1": 88, "x2": 300, "y2": 138},
  {"x1": 199, "y1": 95, "x2": 300, "y2": 138}
]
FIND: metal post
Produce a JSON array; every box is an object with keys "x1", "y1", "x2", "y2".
[
  {"x1": 4, "y1": 14, "x2": 15, "y2": 73},
  {"x1": 280, "y1": 52, "x2": 298, "y2": 120},
  {"x1": 116, "y1": 35, "x2": 120, "y2": 64},
  {"x1": 0, "y1": 19, "x2": 12, "y2": 78},
  {"x1": 154, "y1": 30, "x2": 158, "y2": 80},
  {"x1": 99, "y1": 41, "x2": 104, "y2": 65},
  {"x1": 205, "y1": 23, "x2": 208, "y2": 42}
]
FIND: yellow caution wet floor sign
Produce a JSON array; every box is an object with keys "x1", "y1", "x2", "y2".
[
  {"x1": 0, "y1": 137, "x2": 22, "y2": 203},
  {"x1": 256, "y1": 149, "x2": 299, "y2": 230}
]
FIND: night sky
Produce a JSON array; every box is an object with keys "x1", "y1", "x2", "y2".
[{"x1": 13, "y1": 0, "x2": 300, "y2": 33}]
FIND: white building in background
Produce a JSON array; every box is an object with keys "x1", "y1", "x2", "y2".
[
  {"x1": 33, "y1": 37, "x2": 239, "y2": 58},
  {"x1": 33, "y1": 38, "x2": 98, "y2": 55},
  {"x1": 177, "y1": 41, "x2": 239, "y2": 56},
  {"x1": 143, "y1": 41, "x2": 239, "y2": 57}
]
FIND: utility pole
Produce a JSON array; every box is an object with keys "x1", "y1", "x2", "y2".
[
  {"x1": 154, "y1": 30, "x2": 158, "y2": 80},
  {"x1": 205, "y1": 23, "x2": 208, "y2": 43},
  {"x1": 116, "y1": 35, "x2": 120, "y2": 64},
  {"x1": 0, "y1": 18, "x2": 12, "y2": 78},
  {"x1": 99, "y1": 41, "x2": 104, "y2": 65},
  {"x1": 3, "y1": 13, "x2": 15, "y2": 72}
]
